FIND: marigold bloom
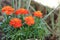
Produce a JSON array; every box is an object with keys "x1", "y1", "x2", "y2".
[
  {"x1": 9, "y1": 18, "x2": 22, "y2": 28},
  {"x1": 33, "y1": 11, "x2": 43, "y2": 18},
  {"x1": 24, "y1": 16, "x2": 35, "y2": 26},
  {"x1": 2, "y1": 6, "x2": 14, "y2": 15},
  {"x1": 15, "y1": 8, "x2": 29, "y2": 15}
]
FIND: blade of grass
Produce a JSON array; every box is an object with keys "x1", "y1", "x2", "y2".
[
  {"x1": 12, "y1": 0, "x2": 15, "y2": 8},
  {"x1": 30, "y1": 5, "x2": 36, "y2": 11},
  {"x1": 26, "y1": 0, "x2": 31, "y2": 10},
  {"x1": 15, "y1": 0, "x2": 18, "y2": 10},
  {"x1": 18, "y1": 0, "x2": 21, "y2": 9},
  {"x1": 50, "y1": 13, "x2": 54, "y2": 29}
]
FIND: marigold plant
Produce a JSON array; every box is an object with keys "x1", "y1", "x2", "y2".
[
  {"x1": 2, "y1": 6, "x2": 14, "y2": 15},
  {"x1": 24, "y1": 16, "x2": 35, "y2": 26},
  {"x1": 15, "y1": 8, "x2": 29, "y2": 15},
  {"x1": 34, "y1": 11, "x2": 43, "y2": 18},
  {"x1": 0, "y1": 1, "x2": 49, "y2": 40},
  {"x1": 9, "y1": 18, "x2": 22, "y2": 28}
]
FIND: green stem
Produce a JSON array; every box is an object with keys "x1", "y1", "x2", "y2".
[
  {"x1": 6, "y1": 38, "x2": 8, "y2": 40},
  {"x1": 30, "y1": 6, "x2": 36, "y2": 11},
  {"x1": 19, "y1": 38, "x2": 21, "y2": 40},
  {"x1": 12, "y1": 0, "x2": 15, "y2": 8},
  {"x1": 15, "y1": 0, "x2": 18, "y2": 9},
  {"x1": 26, "y1": 0, "x2": 31, "y2": 10},
  {"x1": 34, "y1": 35, "x2": 36, "y2": 40},
  {"x1": 0, "y1": 0, "x2": 2, "y2": 11},
  {"x1": 18, "y1": 0, "x2": 21, "y2": 9},
  {"x1": 51, "y1": 13, "x2": 54, "y2": 29}
]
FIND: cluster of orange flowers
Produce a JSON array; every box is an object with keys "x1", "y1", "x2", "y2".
[
  {"x1": 9, "y1": 18, "x2": 22, "y2": 28},
  {"x1": 2, "y1": 6, "x2": 43, "y2": 28},
  {"x1": 24, "y1": 16, "x2": 35, "y2": 26},
  {"x1": 34, "y1": 11, "x2": 43, "y2": 18},
  {"x1": 2, "y1": 6, "x2": 14, "y2": 15},
  {"x1": 15, "y1": 8, "x2": 29, "y2": 15}
]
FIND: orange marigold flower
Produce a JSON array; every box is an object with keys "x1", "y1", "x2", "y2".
[
  {"x1": 2, "y1": 6, "x2": 14, "y2": 15},
  {"x1": 24, "y1": 16, "x2": 35, "y2": 26},
  {"x1": 33, "y1": 11, "x2": 43, "y2": 18},
  {"x1": 9, "y1": 18, "x2": 22, "y2": 28},
  {"x1": 15, "y1": 8, "x2": 29, "y2": 15}
]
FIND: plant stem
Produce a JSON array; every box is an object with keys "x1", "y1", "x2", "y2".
[
  {"x1": 15, "y1": 0, "x2": 18, "y2": 9},
  {"x1": 26, "y1": 0, "x2": 31, "y2": 10},
  {"x1": 19, "y1": 38, "x2": 21, "y2": 40},
  {"x1": 30, "y1": 6, "x2": 36, "y2": 11},
  {"x1": 12, "y1": 0, "x2": 15, "y2": 8},
  {"x1": 51, "y1": 13, "x2": 54, "y2": 29},
  {"x1": 18, "y1": 0, "x2": 21, "y2": 9}
]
